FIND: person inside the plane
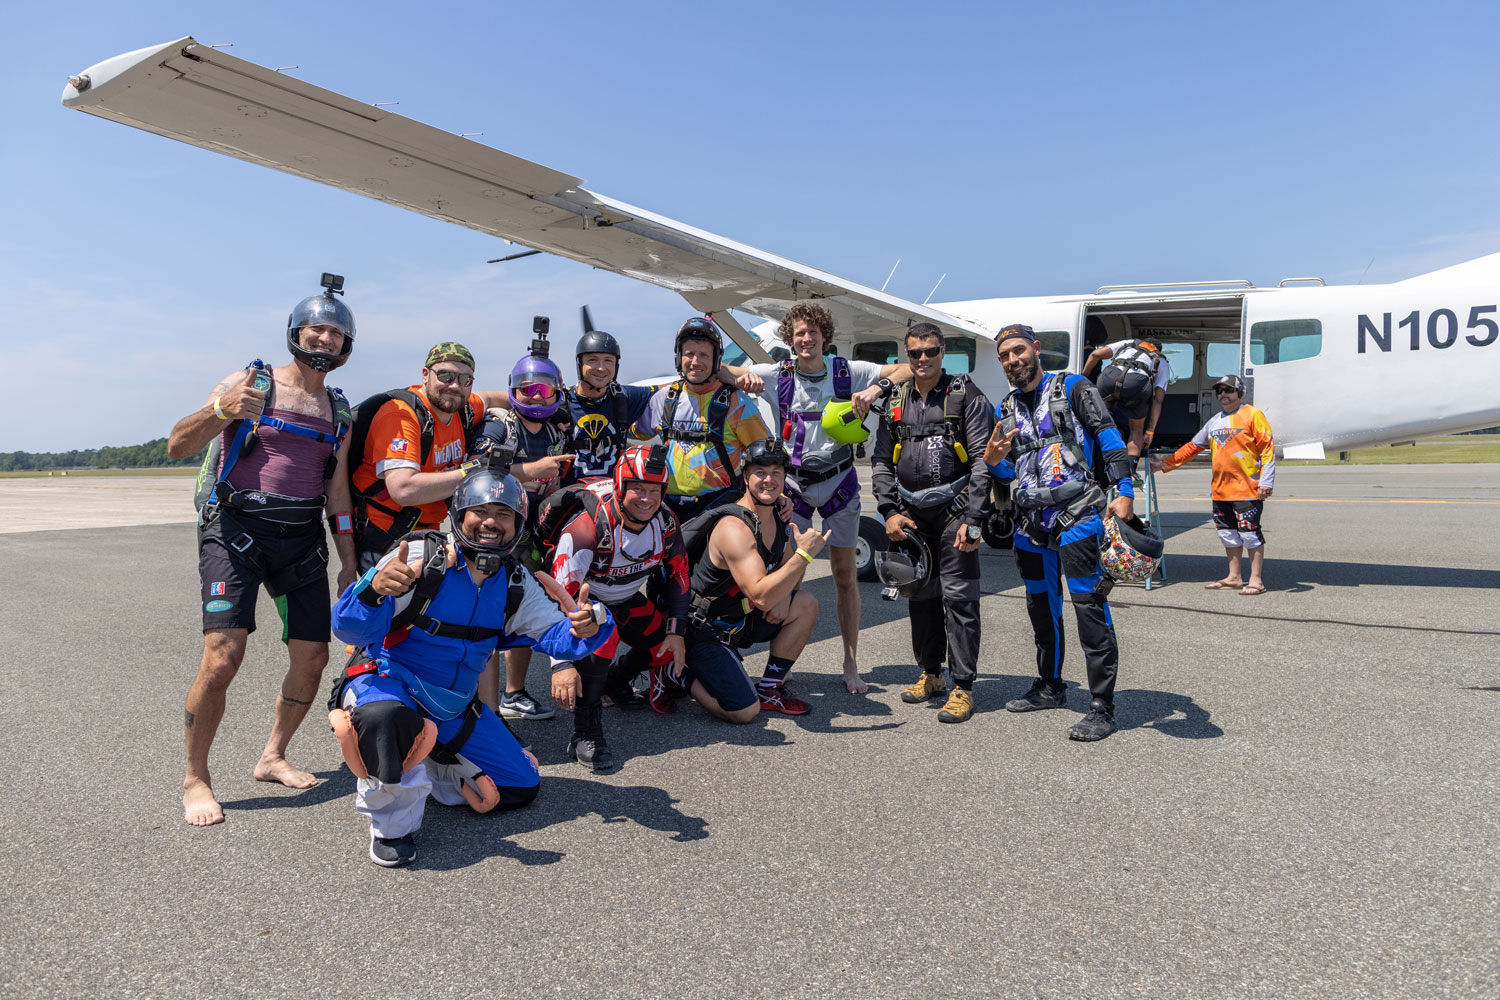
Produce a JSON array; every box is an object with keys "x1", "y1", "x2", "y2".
[
  {"x1": 1083, "y1": 338, "x2": 1171, "y2": 481},
  {"x1": 987, "y1": 324, "x2": 1135, "y2": 742},
  {"x1": 871, "y1": 323, "x2": 995, "y2": 725},
  {"x1": 1152, "y1": 374, "x2": 1274, "y2": 595},
  {"x1": 725, "y1": 302, "x2": 913, "y2": 694}
]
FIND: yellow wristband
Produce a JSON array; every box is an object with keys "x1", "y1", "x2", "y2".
[
  {"x1": 795, "y1": 547, "x2": 814, "y2": 564},
  {"x1": 212, "y1": 397, "x2": 228, "y2": 420}
]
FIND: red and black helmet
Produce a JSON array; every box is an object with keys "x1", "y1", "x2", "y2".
[{"x1": 613, "y1": 444, "x2": 669, "y2": 498}]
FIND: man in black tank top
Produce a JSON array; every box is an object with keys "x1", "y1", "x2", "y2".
[{"x1": 666, "y1": 440, "x2": 827, "y2": 720}]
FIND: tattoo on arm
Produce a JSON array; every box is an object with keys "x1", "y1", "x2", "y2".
[
  {"x1": 277, "y1": 693, "x2": 313, "y2": 706},
  {"x1": 185, "y1": 710, "x2": 195, "y2": 728}
]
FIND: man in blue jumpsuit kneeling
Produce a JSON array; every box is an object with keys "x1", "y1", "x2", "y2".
[{"x1": 330, "y1": 468, "x2": 613, "y2": 866}]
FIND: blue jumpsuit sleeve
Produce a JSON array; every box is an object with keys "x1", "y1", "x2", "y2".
[
  {"x1": 532, "y1": 607, "x2": 616, "y2": 663},
  {"x1": 331, "y1": 568, "x2": 396, "y2": 647}
]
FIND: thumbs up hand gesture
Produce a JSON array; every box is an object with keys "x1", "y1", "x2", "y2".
[
  {"x1": 532, "y1": 574, "x2": 604, "y2": 639},
  {"x1": 218, "y1": 368, "x2": 268, "y2": 421},
  {"x1": 372, "y1": 539, "x2": 424, "y2": 596}
]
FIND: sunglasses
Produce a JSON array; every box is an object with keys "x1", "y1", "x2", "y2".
[
  {"x1": 1215, "y1": 386, "x2": 1240, "y2": 395},
  {"x1": 514, "y1": 382, "x2": 557, "y2": 400},
  {"x1": 432, "y1": 370, "x2": 474, "y2": 386},
  {"x1": 907, "y1": 346, "x2": 942, "y2": 360}
]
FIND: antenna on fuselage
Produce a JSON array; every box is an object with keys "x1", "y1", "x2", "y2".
[
  {"x1": 1358, "y1": 258, "x2": 1375, "y2": 284},
  {"x1": 923, "y1": 273, "x2": 946, "y2": 305},
  {"x1": 881, "y1": 259, "x2": 901, "y2": 292}
]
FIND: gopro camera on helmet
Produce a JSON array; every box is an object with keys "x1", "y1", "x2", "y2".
[
  {"x1": 320, "y1": 273, "x2": 345, "y2": 295},
  {"x1": 531, "y1": 315, "x2": 551, "y2": 358}
]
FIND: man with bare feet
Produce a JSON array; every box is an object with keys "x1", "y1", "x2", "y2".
[
  {"x1": 666, "y1": 439, "x2": 824, "y2": 721},
  {"x1": 726, "y1": 302, "x2": 911, "y2": 694},
  {"x1": 167, "y1": 275, "x2": 360, "y2": 825}
]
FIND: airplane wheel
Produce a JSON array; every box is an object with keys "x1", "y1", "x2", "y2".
[{"x1": 855, "y1": 516, "x2": 887, "y2": 581}]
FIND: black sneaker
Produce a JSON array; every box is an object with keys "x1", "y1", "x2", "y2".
[
  {"x1": 369, "y1": 833, "x2": 417, "y2": 867},
  {"x1": 568, "y1": 733, "x2": 616, "y2": 771},
  {"x1": 1005, "y1": 681, "x2": 1067, "y2": 713},
  {"x1": 1068, "y1": 699, "x2": 1117, "y2": 742}
]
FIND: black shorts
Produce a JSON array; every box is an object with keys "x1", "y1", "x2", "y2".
[
  {"x1": 683, "y1": 615, "x2": 782, "y2": 713},
  {"x1": 1097, "y1": 368, "x2": 1153, "y2": 420},
  {"x1": 1212, "y1": 500, "x2": 1265, "y2": 543},
  {"x1": 198, "y1": 519, "x2": 330, "y2": 641}
]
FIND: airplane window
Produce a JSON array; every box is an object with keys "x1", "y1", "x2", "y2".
[
  {"x1": 1037, "y1": 330, "x2": 1070, "y2": 371},
  {"x1": 769, "y1": 346, "x2": 791, "y2": 361},
  {"x1": 1160, "y1": 342, "x2": 1194, "y2": 380},
  {"x1": 722, "y1": 343, "x2": 748, "y2": 366},
  {"x1": 944, "y1": 338, "x2": 976, "y2": 374},
  {"x1": 1206, "y1": 342, "x2": 1240, "y2": 378},
  {"x1": 854, "y1": 340, "x2": 898, "y2": 365},
  {"x1": 1251, "y1": 320, "x2": 1323, "y2": 364}
]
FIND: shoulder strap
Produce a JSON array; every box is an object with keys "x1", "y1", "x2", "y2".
[
  {"x1": 388, "y1": 531, "x2": 449, "y2": 635},
  {"x1": 776, "y1": 359, "x2": 797, "y2": 426},
  {"x1": 658, "y1": 380, "x2": 684, "y2": 438},
  {"x1": 708, "y1": 385, "x2": 738, "y2": 485},
  {"x1": 609, "y1": 384, "x2": 631, "y2": 450},
  {"x1": 504, "y1": 559, "x2": 526, "y2": 622},
  {"x1": 943, "y1": 375, "x2": 970, "y2": 446},
  {"x1": 831, "y1": 355, "x2": 852, "y2": 400}
]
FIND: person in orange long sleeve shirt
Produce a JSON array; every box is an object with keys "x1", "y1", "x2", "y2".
[{"x1": 1152, "y1": 375, "x2": 1275, "y2": 595}]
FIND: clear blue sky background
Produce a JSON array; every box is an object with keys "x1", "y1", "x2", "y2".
[{"x1": 4, "y1": 1, "x2": 1498, "y2": 451}]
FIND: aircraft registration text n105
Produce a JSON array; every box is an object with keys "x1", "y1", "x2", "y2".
[{"x1": 1358, "y1": 307, "x2": 1498, "y2": 353}]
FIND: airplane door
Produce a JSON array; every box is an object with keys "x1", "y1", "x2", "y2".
[{"x1": 1239, "y1": 297, "x2": 1254, "y2": 403}]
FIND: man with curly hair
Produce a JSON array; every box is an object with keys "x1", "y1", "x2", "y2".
[{"x1": 727, "y1": 302, "x2": 909, "y2": 693}]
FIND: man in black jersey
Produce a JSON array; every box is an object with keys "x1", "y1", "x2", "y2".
[{"x1": 668, "y1": 439, "x2": 827, "y2": 721}]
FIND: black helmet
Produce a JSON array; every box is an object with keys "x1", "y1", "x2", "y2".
[
  {"x1": 286, "y1": 277, "x2": 354, "y2": 373},
  {"x1": 674, "y1": 316, "x2": 723, "y2": 379},
  {"x1": 1099, "y1": 513, "x2": 1164, "y2": 583},
  {"x1": 448, "y1": 469, "x2": 528, "y2": 575},
  {"x1": 576, "y1": 330, "x2": 622, "y2": 381},
  {"x1": 874, "y1": 529, "x2": 932, "y2": 601},
  {"x1": 741, "y1": 437, "x2": 792, "y2": 473}
]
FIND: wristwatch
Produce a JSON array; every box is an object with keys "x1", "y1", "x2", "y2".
[
  {"x1": 875, "y1": 377, "x2": 896, "y2": 398},
  {"x1": 965, "y1": 524, "x2": 982, "y2": 542}
]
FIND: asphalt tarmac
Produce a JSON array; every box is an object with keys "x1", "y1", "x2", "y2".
[{"x1": 2, "y1": 465, "x2": 1497, "y2": 999}]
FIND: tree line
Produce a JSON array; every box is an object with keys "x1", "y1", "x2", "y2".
[{"x1": 0, "y1": 437, "x2": 207, "y2": 472}]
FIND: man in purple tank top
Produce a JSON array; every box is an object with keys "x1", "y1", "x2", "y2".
[{"x1": 166, "y1": 276, "x2": 359, "y2": 827}]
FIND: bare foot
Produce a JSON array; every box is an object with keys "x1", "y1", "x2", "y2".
[
  {"x1": 183, "y1": 779, "x2": 224, "y2": 826},
  {"x1": 1204, "y1": 579, "x2": 1244, "y2": 590},
  {"x1": 253, "y1": 755, "x2": 318, "y2": 789},
  {"x1": 842, "y1": 666, "x2": 869, "y2": 695}
]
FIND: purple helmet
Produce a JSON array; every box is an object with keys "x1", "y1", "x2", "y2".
[{"x1": 509, "y1": 353, "x2": 564, "y2": 420}]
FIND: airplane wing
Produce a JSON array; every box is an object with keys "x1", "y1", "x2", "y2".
[{"x1": 62, "y1": 38, "x2": 991, "y2": 363}]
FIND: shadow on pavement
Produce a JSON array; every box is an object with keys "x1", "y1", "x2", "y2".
[
  {"x1": 221, "y1": 769, "x2": 355, "y2": 813},
  {"x1": 1117, "y1": 688, "x2": 1224, "y2": 739},
  {"x1": 417, "y1": 775, "x2": 709, "y2": 870}
]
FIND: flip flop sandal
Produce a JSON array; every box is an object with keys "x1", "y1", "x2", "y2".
[{"x1": 1238, "y1": 585, "x2": 1267, "y2": 596}]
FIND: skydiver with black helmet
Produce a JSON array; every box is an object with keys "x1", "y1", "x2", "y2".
[
  {"x1": 166, "y1": 273, "x2": 361, "y2": 827},
  {"x1": 329, "y1": 467, "x2": 613, "y2": 866}
]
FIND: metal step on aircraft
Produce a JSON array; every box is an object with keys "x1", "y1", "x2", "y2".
[{"x1": 63, "y1": 37, "x2": 1500, "y2": 460}]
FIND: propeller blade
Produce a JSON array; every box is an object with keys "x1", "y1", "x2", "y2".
[{"x1": 580, "y1": 304, "x2": 595, "y2": 333}]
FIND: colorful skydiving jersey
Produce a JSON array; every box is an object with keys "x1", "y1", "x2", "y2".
[
  {"x1": 636, "y1": 381, "x2": 771, "y2": 498},
  {"x1": 546, "y1": 480, "x2": 691, "y2": 616},
  {"x1": 567, "y1": 384, "x2": 655, "y2": 479},
  {"x1": 1162, "y1": 404, "x2": 1275, "y2": 500}
]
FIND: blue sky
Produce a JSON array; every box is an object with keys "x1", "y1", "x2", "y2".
[{"x1": 4, "y1": 1, "x2": 1498, "y2": 451}]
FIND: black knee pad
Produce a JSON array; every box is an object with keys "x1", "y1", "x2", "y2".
[
  {"x1": 350, "y1": 700, "x2": 424, "y2": 785},
  {"x1": 494, "y1": 781, "x2": 540, "y2": 811}
]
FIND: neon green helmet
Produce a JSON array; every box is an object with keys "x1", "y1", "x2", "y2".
[{"x1": 821, "y1": 401, "x2": 870, "y2": 444}]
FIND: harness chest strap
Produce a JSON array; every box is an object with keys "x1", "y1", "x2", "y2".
[
  {"x1": 659, "y1": 381, "x2": 740, "y2": 487},
  {"x1": 890, "y1": 375, "x2": 971, "y2": 464}
]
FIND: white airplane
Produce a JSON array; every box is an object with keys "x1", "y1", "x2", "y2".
[{"x1": 63, "y1": 38, "x2": 1500, "y2": 461}]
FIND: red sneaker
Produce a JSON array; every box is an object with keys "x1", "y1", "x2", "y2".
[
  {"x1": 647, "y1": 666, "x2": 677, "y2": 715},
  {"x1": 757, "y1": 682, "x2": 810, "y2": 715}
]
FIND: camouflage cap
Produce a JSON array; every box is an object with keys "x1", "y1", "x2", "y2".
[{"x1": 425, "y1": 342, "x2": 475, "y2": 369}]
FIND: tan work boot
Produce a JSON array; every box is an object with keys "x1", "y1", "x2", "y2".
[
  {"x1": 938, "y1": 686, "x2": 973, "y2": 723},
  {"x1": 900, "y1": 669, "x2": 946, "y2": 704}
]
